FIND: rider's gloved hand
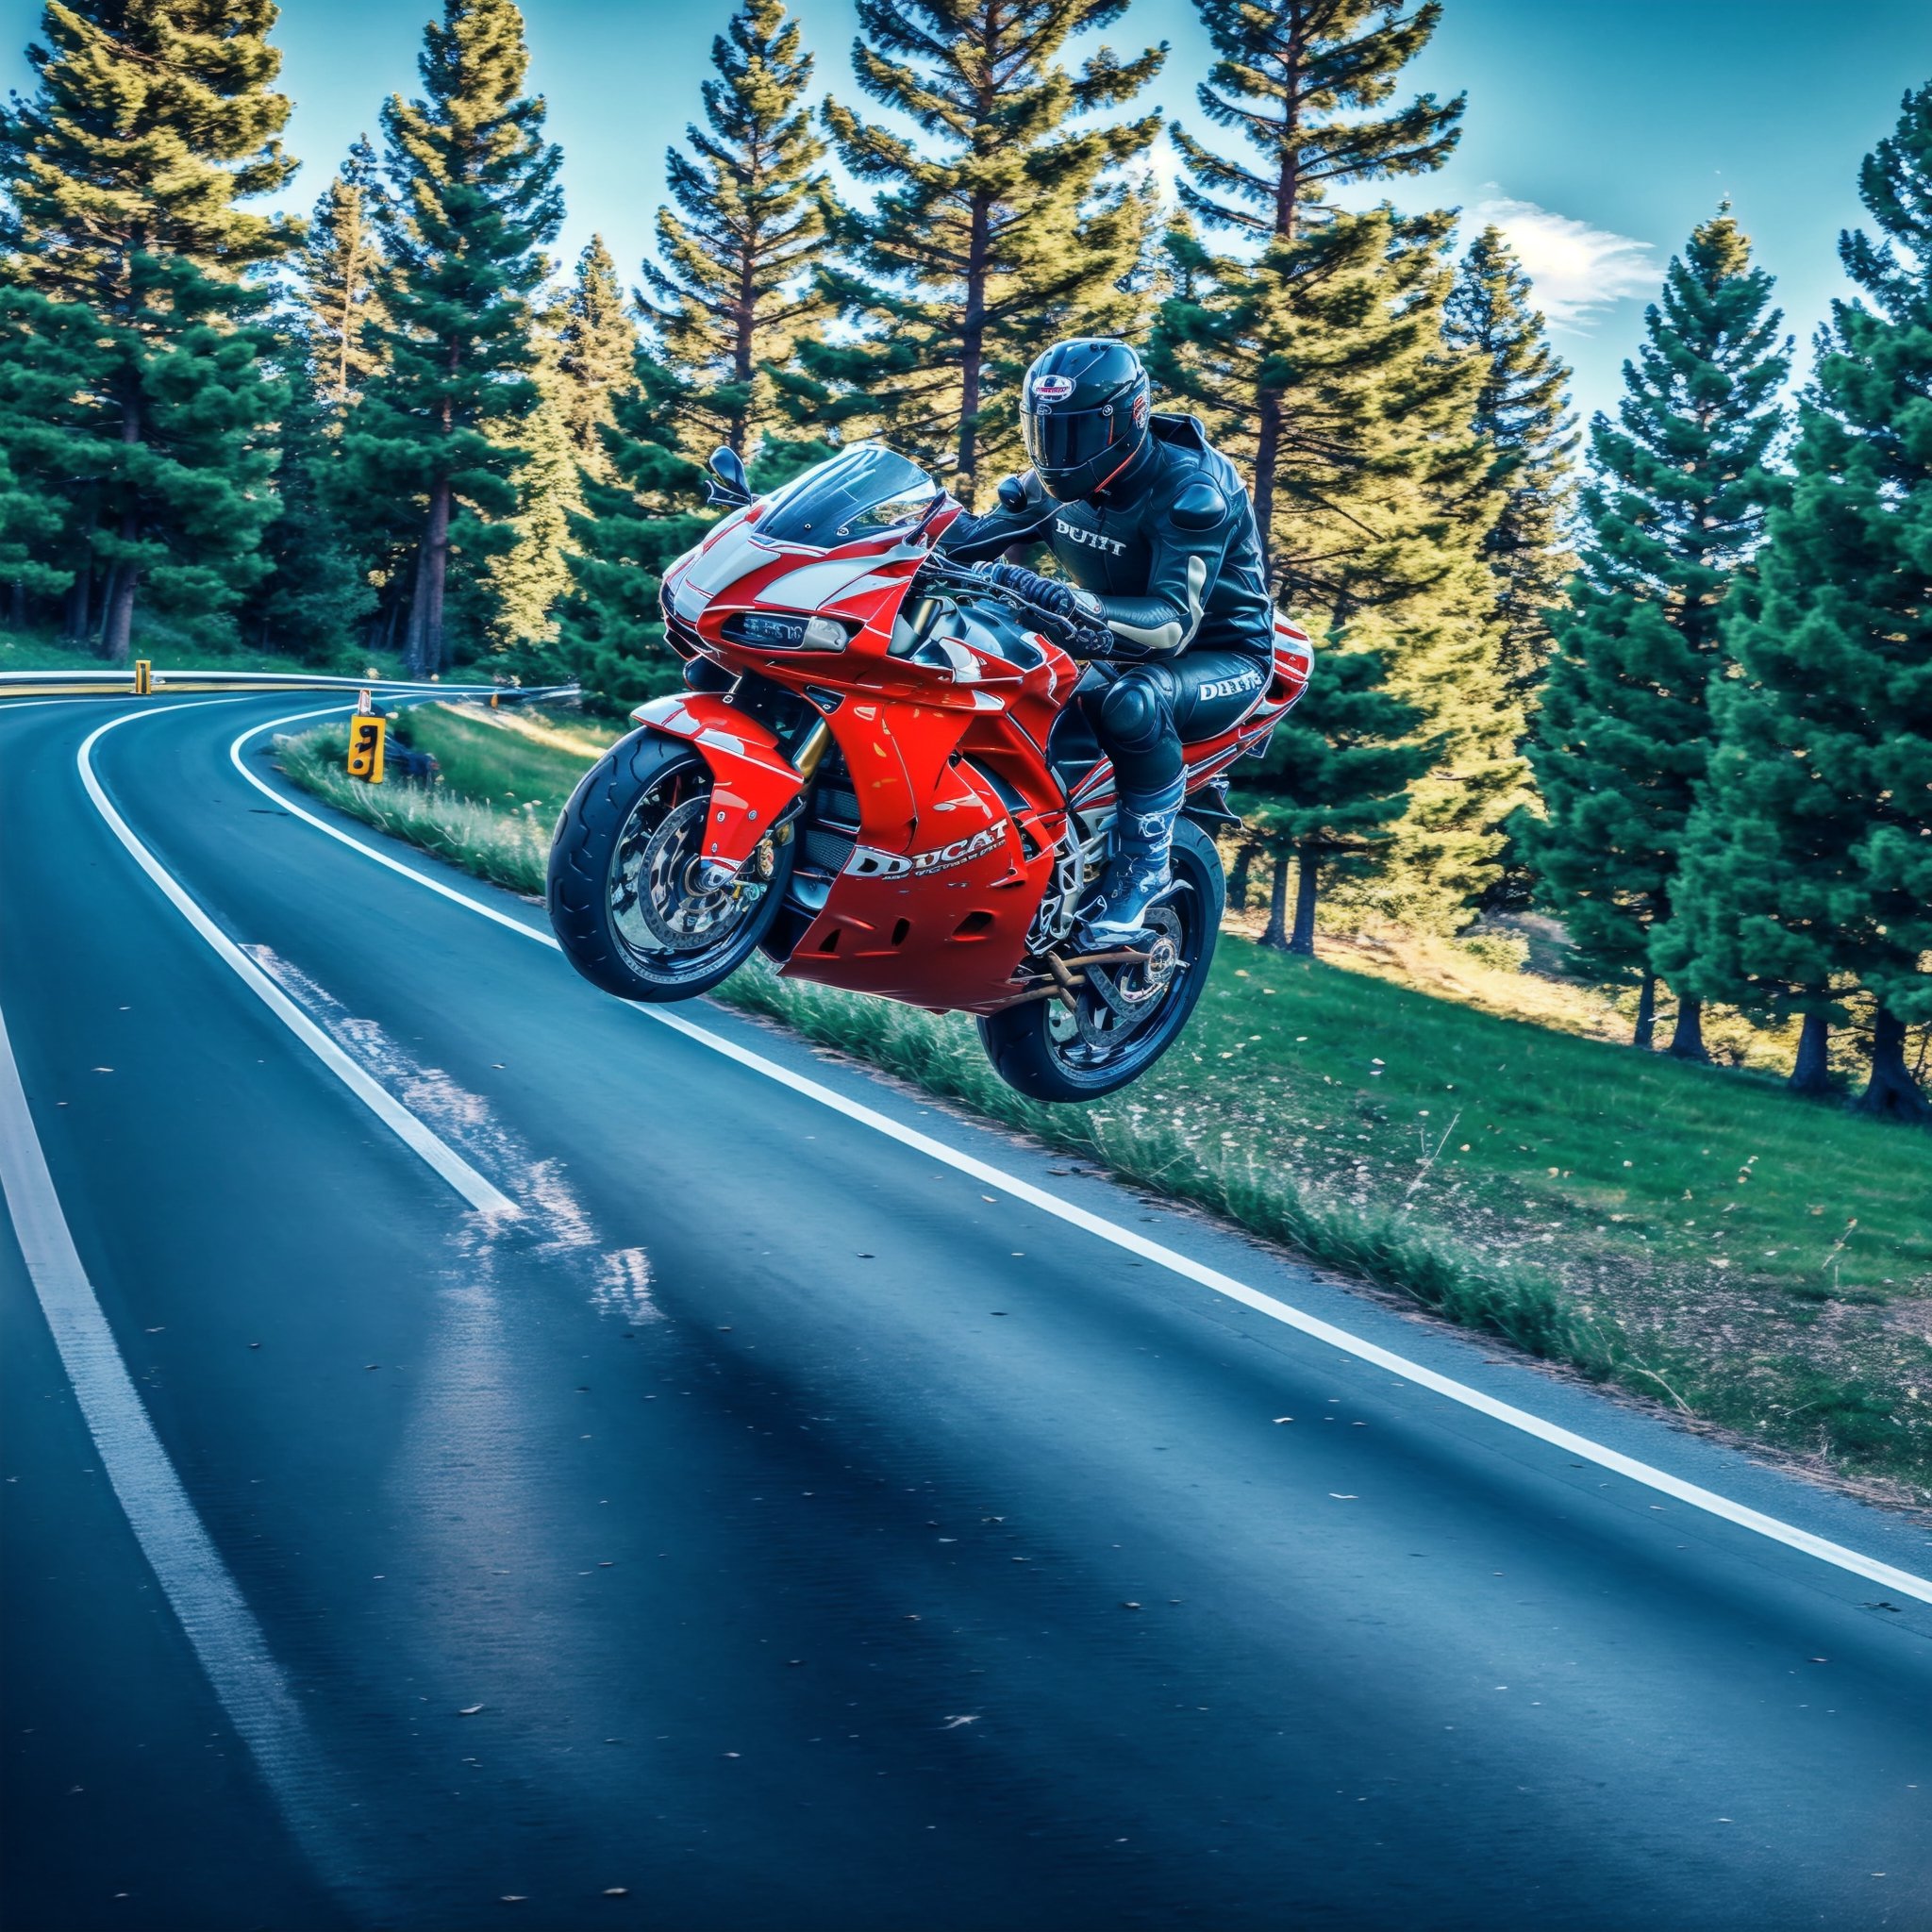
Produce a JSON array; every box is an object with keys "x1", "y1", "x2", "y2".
[{"x1": 975, "y1": 561, "x2": 1100, "y2": 626}]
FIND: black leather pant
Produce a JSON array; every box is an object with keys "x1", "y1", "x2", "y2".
[{"x1": 1079, "y1": 650, "x2": 1270, "y2": 794}]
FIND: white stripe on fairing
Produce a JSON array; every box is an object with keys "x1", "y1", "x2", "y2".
[
  {"x1": 77, "y1": 708, "x2": 518, "y2": 1219},
  {"x1": 225, "y1": 708, "x2": 1932, "y2": 1609},
  {"x1": 0, "y1": 1000, "x2": 358, "y2": 1887}
]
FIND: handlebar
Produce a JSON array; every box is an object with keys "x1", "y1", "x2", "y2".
[{"x1": 912, "y1": 558, "x2": 1126, "y2": 661}]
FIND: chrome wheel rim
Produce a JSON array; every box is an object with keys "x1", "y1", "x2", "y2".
[{"x1": 608, "y1": 763, "x2": 776, "y2": 973}]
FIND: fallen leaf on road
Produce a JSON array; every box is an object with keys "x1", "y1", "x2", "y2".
[
  {"x1": 941, "y1": 1715, "x2": 978, "y2": 1729},
  {"x1": 459, "y1": 1705, "x2": 486, "y2": 1716},
  {"x1": 1329, "y1": 1493, "x2": 1357, "y2": 1501},
  {"x1": 1273, "y1": 1416, "x2": 1293, "y2": 1424}
]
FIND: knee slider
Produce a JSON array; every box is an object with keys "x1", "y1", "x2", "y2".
[{"x1": 1099, "y1": 671, "x2": 1173, "y2": 753}]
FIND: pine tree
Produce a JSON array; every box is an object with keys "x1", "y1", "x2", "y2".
[
  {"x1": 639, "y1": 0, "x2": 836, "y2": 461},
  {"x1": 1528, "y1": 208, "x2": 1789, "y2": 1058},
  {"x1": 481, "y1": 338, "x2": 580, "y2": 655},
  {"x1": 345, "y1": 0, "x2": 564, "y2": 677},
  {"x1": 797, "y1": 0, "x2": 1165, "y2": 507},
  {"x1": 0, "y1": 0, "x2": 300, "y2": 659},
  {"x1": 1154, "y1": 0, "x2": 1462, "y2": 549},
  {"x1": 1658, "y1": 94, "x2": 1932, "y2": 1121},
  {"x1": 1233, "y1": 640, "x2": 1434, "y2": 951},
  {"x1": 243, "y1": 344, "x2": 376, "y2": 658},
  {"x1": 557, "y1": 236, "x2": 636, "y2": 483},
  {"x1": 297, "y1": 136, "x2": 387, "y2": 409},
  {"x1": 551, "y1": 352, "x2": 709, "y2": 709},
  {"x1": 1150, "y1": 0, "x2": 1514, "y2": 925},
  {"x1": 0, "y1": 287, "x2": 100, "y2": 622},
  {"x1": 1443, "y1": 224, "x2": 1576, "y2": 695}
]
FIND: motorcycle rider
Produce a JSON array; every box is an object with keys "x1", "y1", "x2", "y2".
[{"x1": 938, "y1": 338, "x2": 1276, "y2": 946}]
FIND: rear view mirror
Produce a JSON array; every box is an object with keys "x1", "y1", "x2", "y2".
[
  {"x1": 707, "y1": 445, "x2": 751, "y2": 508},
  {"x1": 910, "y1": 489, "x2": 953, "y2": 541}
]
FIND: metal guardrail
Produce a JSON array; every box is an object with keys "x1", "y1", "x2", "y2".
[{"x1": 0, "y1": 669, "x2": 581, "y2": 704}]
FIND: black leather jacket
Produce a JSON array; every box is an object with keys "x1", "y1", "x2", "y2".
[{"x1": 938, "y1": 413, "x2": 1274, "y2": 661}]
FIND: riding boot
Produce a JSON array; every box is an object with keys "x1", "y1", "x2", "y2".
[{"x1": 1079, "y1": 776, "x2": 1183, "y2": 947}]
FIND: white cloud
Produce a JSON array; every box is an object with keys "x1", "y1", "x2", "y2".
[{"x1": 1472, "y1": 194, "x2": 1657, "y2": 332}]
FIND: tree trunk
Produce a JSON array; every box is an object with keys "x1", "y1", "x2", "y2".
[
  {"x1": 8, "y1": 577, "x2": 24, "y2": 631},
  {"x1": 100, "y1": 558, "x2": 138, "y2": 665},
  {"x1": 1227, "y1": 840, "x2": 1257, "y2": 913},
  {"x1": 1288, "y1": 842, "x2": 1319, "y2": 956},
  {"x1": 62, "y1": 565, "x2": 92, "y2": 644},
  {"x1": 729, "y1": 217, "x2": 759, "y2": 457},
  {"x1": 1632, "y1": 970, "x2": 1657, "y2": 1050},
  {"x1": 955, "y1": 192, "x2": 991, "y2": 507},
  {"x1": 1251, "y1": 387, "x2": 1280, "y2": 575},
  {"x1": 1259, "y1": 849, "x2": 1291, "y2": 951},
  {"x1": 420, "y1": 479, "x2": 451, "y2": 675},
  {"x1": 405, "y1": 482, "x2": 453, "y2": 678},
  {"x1": 1247, "y1": 75, "x2": 1301, "y2": 575},
  {"x1": 102, "y1": 381, "x2": 143, "y2": 664},
  {"x1": 1667, "y1": 992, "x2": 1710, "y2": 1063},
  {"x1": 403, "y1": 536, "x2": 430, "y2": 675},
  {"x1": 1787, "y1": 1009, "x2": 1831, "y2": 1096},
  {"x1": 92, "y1": 562, "x2": 121, "y2": 651},
  {"x1": 379, "y1": 582, "x2": 404, "y2": 658},
  {"x1": 1854, "y1": 1005, "x2": 1932, "y2": 1123}
]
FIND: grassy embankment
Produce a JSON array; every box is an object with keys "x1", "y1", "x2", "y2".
[{"x1": 275, "y1": 703, "x2": 1932, "y2": 1503}]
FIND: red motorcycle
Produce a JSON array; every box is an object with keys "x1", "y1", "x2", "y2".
[{"x1": 549, "y1": 444, "x2": 1310, "y2": 1100}]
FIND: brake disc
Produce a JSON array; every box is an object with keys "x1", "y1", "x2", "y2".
[
  {"x1": 1085, "y1": 904, "x2": 1183, "y2": 1023},
  {"x1": 624, "y1": 795, "x2": 762, "y2": 953}
]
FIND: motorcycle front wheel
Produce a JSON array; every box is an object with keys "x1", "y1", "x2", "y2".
[
  {"x1": 548, "y1": 728, "x2": 795, "y2": 1002},
  {"x1": 976, "y1": 817, "x2": 1224, "y2": 1103}
]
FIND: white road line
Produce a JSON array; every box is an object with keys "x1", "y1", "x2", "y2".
[
  {"x1": 0, "y1": 1000, "x2": 356, "y2": 1885},
  {"x1": 228, "y1": 708, "x2": 1932, "y2": 1609},
  {"x1": 79, "y1": 708, "x2": 518, "y2": 1219}
]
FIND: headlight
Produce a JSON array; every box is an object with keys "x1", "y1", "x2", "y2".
[{"x1": 721, "y1": 611, "x2": 850, "y2": 651}]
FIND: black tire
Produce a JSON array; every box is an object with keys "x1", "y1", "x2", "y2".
[
  {"x1": 548, "y1": 728, "x2": 795, "y2": 1002},
  {"x1": 977, "y1": 816, "x2": 1224, "y2": 1102}
]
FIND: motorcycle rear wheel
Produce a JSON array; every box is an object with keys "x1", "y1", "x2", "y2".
[
  {"x1": 548, "y1": 728, "x2": 795, "y2": 1002},
  {"x1": 976, "y1": 818, "x2": 1224, "y2": 1102}
]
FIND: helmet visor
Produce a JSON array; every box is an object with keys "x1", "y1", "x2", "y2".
[{"x1": 1022, "y1": 402, "x2": 1125, "y2": 478}]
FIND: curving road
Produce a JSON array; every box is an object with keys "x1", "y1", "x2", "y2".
[{"x1": 3, "y1": 691, "x2": 1930, "y2": 1932}]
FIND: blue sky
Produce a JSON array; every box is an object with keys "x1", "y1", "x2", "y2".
[{"x1": 6, "y1": 0, "x2": 1926, "y2": 428}]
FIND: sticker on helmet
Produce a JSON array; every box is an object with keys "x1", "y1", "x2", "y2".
[
  {"x1": 1131, "y1": 390, "x2": 1149, "y2": 426},
  {"x1": 1031, "y1": 374, "x2": 1074, "y2": 402}
]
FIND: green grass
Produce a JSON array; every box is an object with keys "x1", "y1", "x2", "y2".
[
  {"x1": 273, "y1": 707, "x2": 1932, "y2": 1501},
  {"x1": 397, "y1": 700, "x2": 614, "y2": 821},
  {"x1": 276, "y1": 721, "x2": 554, "y2": 897}
]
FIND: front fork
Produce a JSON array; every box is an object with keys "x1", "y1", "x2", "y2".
[{"x1": 693, "y1": 717, "x2": 835, "y2": 891}]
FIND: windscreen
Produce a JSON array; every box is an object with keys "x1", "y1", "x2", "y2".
[{"x1": 758, "y1": 446, "x2": 935, "y2": 547}]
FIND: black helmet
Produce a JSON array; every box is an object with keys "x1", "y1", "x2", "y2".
[{"x1": 1020, "y1": 338, "x2": 1151, "y2": 502}]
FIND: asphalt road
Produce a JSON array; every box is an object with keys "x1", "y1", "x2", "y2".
[{"x1": 3, "y1": 691, "x2": 1930, "y2": 1932}]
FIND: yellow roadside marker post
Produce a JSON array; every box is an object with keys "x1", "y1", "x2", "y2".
[
  {"x1": 347, "y1": 706, "x2": 387, "y2": 783},
  {"x1": 133, "y1": 659, "x2": 151, "y2": 695}
]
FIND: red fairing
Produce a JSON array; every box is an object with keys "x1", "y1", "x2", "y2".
[
  {"x1": 640, "y1": 474, "x2": 1308, "y2": 1014},
  {"x1": 628, "y1": 693, "x2": 809, "y2": 873}
]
